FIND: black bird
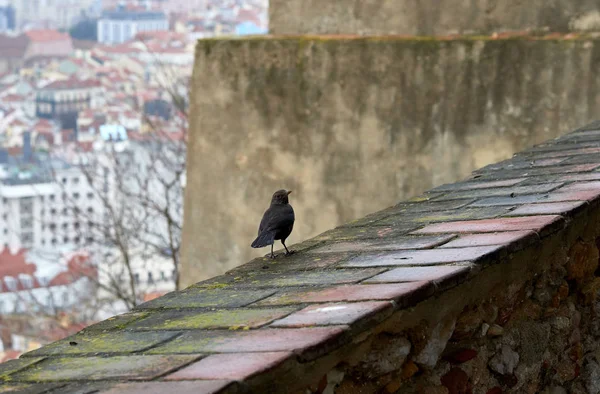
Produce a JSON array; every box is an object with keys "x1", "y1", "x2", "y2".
[{"x1": 251, "y1": 189, "x2": 295, "y2": 259}]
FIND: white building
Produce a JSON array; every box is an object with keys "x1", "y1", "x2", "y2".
[
  {"x1": 0, "y1": 133, "x2": 179, "y2": 319},
  {"x1": 0, "y1": 152, "x2": 111, "y2": 252},
  {"x1": 97, "y1": 5, "x2": 168, "y2": 45},
  {"x1": 10, "y1": 0, "x2": 96, "y2": 31}
]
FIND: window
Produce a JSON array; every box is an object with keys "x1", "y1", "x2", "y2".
[
  {"x1": 50, "y1": 208, "x2": 57, "y2": 215},
  {"x1": 21, "y1": 218, "x2": 33, "y2": 228},
  {"x1": 87, "y1": 193, "x2": 94, "y2": 199},
  {"x1": 62, "y1": 192, "x2": 67, "y2": 200},
  {"x1": 73, "y1": 177, "x2": 80, "y2": 184},
  {"x1": 148, "y1": 272, "x2": 154, "y2": 284},
  {"x1": 19, "y1": 197, "x2": 33, "y2": 214},
  {"x1": 49, "y1": 194, "x2": 55, "y2": 201},
  {"x1": 42, "y1": 239, "x2": 46, "y2": 245},
  {"x1": 73, "y1": 193, "x2": 80, "y2": 199},
  {"x1": 102, "y1": 21, "x2": 110, "y2": 43},
  {"x1": 62, "y1": 292, "x2": 69, "y2": 305},
  {"x1": 74, "y1": 237, "x2": 80, "y2": 244},
  {"x1": 134, "y1": 273, "x2": 140, "y2": 284},
  {"x1": 124, "y1": 22, "x2": 132, "y2": 40},
  {"x1": 87, "y1": 207, "x2": 94, "y2": 214},
  {"x1": 160, "y1": 271, "x2": 166, "y2": 281},
  {"x1": 5, "y1": 277, "x2": 16, "y2": 291},
  {"x1": 74, "y1": 222, "x2": 80, "y2": 229},
  {"x1": 51, "y1": 238, "x2": 57, "y2": 245},
  {"x1": 62, "y1": 223, "x2": 68, "y2": 230},
  {"x1": 21, "y1": 276, "x2": 33, "y2": 288},
  {"x1": 2, "y1": 229, "x2": 6, "y2": 234},
  {"x1": 63, "y1": 208, "x2": 68, "y2": 215},
  {"x1": 86, "y1": 236, "x2": 94, "y2": 244},
  {"x1": 63, "y1": 236, "x2": 69, "y2": 243},
  {"x1": 21, "y1": 232, "x2": 33, "y2": 246},
  {"x1": 62, "y1": 177, "x2": 67, "y2": 184},
  {"x1": 112, "y1": 22, "x2": 120, "y2": 43}
]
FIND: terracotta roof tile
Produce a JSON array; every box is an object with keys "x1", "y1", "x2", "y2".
[{"x1": 24, "y1": 29, "x2": 71, "y2": 42}]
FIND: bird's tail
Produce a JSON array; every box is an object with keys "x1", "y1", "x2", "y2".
[{"x1": 251, "y1": 230, "x2": 275, "y2": 248}]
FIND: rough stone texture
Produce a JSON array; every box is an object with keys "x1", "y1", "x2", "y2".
[
  {"x1": 7, "y1": 124, "x2": 600, "y2": 393},
  {"x1": 269, "y1": 0, "x2": 600, "y2": 35},
  {"x1": 182, "y1": 36, "x2": 600, "y2": 285}
]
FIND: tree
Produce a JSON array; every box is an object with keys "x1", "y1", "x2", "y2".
[
  {"x1": 48, "y1": 113, "x2": 187, "y2": 314},
  {"x1": 69, "y1": 19, "x2": 98, "y2": 42},
  {"x1": 39, "y1": 38, "x2": 191, "y2": 315}
]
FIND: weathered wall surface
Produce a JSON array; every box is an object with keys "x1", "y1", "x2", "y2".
[
  {"x1": 181, "y1": 36, "x2": 600, "y2": 286},
  {"x1": 312, "y1": 218, "x2": 600, "y2": 394},
  {"x1": 269, "y1": 0, "x2": 600, "y2": 35}
]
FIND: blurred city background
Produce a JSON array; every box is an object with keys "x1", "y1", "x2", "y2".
[{"x1": 0, "y1": 0, "x2": 266, "y2": 362}]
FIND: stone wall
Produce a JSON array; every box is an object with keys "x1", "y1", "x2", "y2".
[
  {"x1": 6, "y1": 123, "x2": 600, "y2": 393},
  {"x1": 311, "y1": 215, "x2": 600, "y2": 394},
  {"x1": 181, "y1": 36, "x2": 600, "y2": 286},
  {"x1": 269, "y1": 0, "x2": 600, "y2": 35}
]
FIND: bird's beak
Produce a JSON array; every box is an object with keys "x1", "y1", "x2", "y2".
[{"x1": 287, "y1": 191, "x2": 292, "y2": 195}]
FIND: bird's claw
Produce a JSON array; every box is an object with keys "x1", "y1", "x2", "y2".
[
  {"x1": 269, "y1": 253, "x2": 277, "y2": 259},
  {"x1": 285, "y1": 250, "x2": 295, "y2": 256}
]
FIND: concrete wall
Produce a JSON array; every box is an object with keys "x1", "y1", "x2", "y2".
[
  {"x1": 180, "y1": 36, "x2": 600, "y2": 286},
  {"x1": 269, "y1": 0, "x2": 600, "y2": 35}
]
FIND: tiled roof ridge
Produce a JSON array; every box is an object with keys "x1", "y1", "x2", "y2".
[{"x1": 4, "y1": 121, "x2": 600, "y2": 392}]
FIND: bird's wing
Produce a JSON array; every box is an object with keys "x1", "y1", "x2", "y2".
[
  {"x1": 264, "y1": 205, "x2": 294, "y2": 231},
  {"x1": 258, "y1": 207, "x2": 274, "y2": 235}
]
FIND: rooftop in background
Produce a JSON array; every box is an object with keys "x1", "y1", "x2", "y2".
[
  {"x1": 23, "y1": 30, "x2": 70, "y2": 43},
  {"x1": 40, "y1": 77, "x2": 101, "y2": 90},
  {"x1": 101, "y1": 4, "x2": 167, "y2": 21}
]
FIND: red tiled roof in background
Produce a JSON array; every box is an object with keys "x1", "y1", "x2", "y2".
[
  {"x1": 34, "y1": 119, "x2": 52, "y2": 128},
  {"x1": 76, "y1": 141, "x2": 95, "y2": 152},
  {"x1": 1, "y1": 94, "x2": 25, "y2": 103},
  {"x1": 134, "y1": 31, "x2": 186, "y2": 42},
  {"x1": 0, "y1": 248, "x2": 96, "y2": 292},
  {"x1": 0, "y1": 350, "x2": 22, "y2": 363},
  {"x1": 24, "y1": 29, "x2": 71, "y2": 43},
  {"x1": 0, "y1": 249, "x2": 35, "y2": 277},
  {"x1": 0, "y1": 34, "x2": 28, "y2": 59},
  {"x1": 143, "y1": 291, "x2": 168, "y2": 302},
  {"x1": 236, "y1": 9, "x2": 262, "y2": 26},
  {"x1": 42, "y1": 77, "x2": 101, "y2": 90},
  {"x1": 7, "y1": 147, "x2": 22, "y2": 157}
]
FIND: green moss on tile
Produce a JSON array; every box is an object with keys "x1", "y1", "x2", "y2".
[
  {"x1": 130, "y1": 307, "x2": 297, "y2": 330},
  {"x1": 24, "y1": 331, "x2": 178, "y2": 357},
  {"x1": 11, "y1": 355, "x2": 199, "y2": 382}
]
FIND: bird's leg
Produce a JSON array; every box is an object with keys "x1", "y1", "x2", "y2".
[
  {"x1": 282, "y1": 241, "x2": 294, "y2": 256},
  {"x1": 270, "y1": 244, "x2": 276, "y2": 259}
]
